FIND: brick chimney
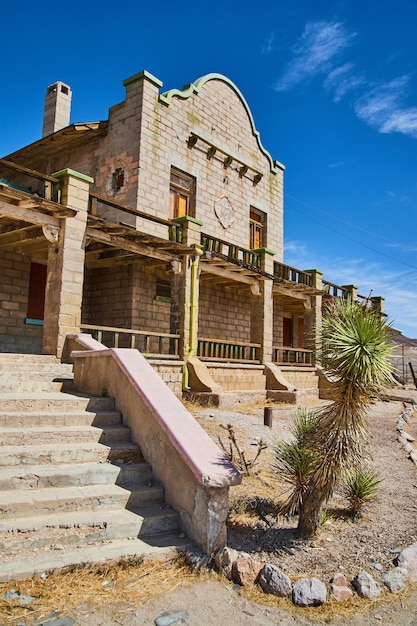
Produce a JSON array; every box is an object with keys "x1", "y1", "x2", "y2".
[{"x1": 42, "y1": 81, "x2": 72, "y2": 137}]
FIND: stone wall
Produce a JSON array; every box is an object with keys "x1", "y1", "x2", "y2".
[{"x1": 0, "y1": 250, "x2": 43, "y2": 354}]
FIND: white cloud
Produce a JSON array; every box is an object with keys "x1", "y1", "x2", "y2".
[
  {"x1": 262, "y1": 33, "x2": 275, "y2": 55},
  {"x1": 324, "y1": 63, "x2": 364, "y2": 102},
  {"x1": 274, "y1": 21, "x2": 356, "y2": 91},
  {"x1": 354, "y1": 76, "x2": 417, "y2": 138}
]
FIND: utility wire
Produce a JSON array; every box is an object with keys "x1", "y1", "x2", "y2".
[{"x1": 285, "y1": 195, "x2": 417, "y2": 273}]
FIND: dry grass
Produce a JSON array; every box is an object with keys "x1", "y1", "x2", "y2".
[{"x1": 0, "y1": 554, "x2": 213, "y2": 625}]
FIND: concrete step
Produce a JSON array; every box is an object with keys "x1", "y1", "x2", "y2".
[
  {"x1": 0, "y1": 380, "x2": 75, "y2": 394},
  {"x1": 0, "y1": 461, "x2": 121, "y2": 490},
  {"x1": 0, "y1": 533, "x2": 191, "y2": 582},
  {"x1": 0, "y1": 442, "x2": 112, "y2": 465},
  {"x1": 0, "y1": 392, "x2": 116, "y2": 412},
  {"x1": 0, "y1": 409, "x2": 123, "y2": 428},
  {"x1": 0, "y1": 355, "x2": 73, "y2": 374},
  {"x1": 0, "y1": 424, "x2": 131, "y2": 446},
  {"x1": 130, "y1": 501, "x2": 182, "y2": 536},
  {"x1": 0, "y1": 483, "x2": 133, "y2": 519}
]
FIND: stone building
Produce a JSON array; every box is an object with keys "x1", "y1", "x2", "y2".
[{"x1": 0, "y1": 70, "x2": 383, "y2": 399}]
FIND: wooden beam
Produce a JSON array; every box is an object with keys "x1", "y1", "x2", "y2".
[
  {"x1": 0, "y1": 201, "x2": 61, "y2": 228},
  {"x1": 86, "y1": 227, "x2": 181, "y2": 263},
  {"x1": 0, "y1": 225, "x2": 41, "y2": 247},
  {"x1": 201, "y1": 261, "x2": 261, "y2": 288}
]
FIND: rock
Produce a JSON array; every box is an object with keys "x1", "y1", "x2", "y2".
[
  {"x1": 155, "y1": 610, "x2": 188, "y2": 626},
  {"x1": 292, "y1": 577, "x2": 327, "y2": 607},
  {"x1": 214, "y1": 546, "x2": 239, "y2": 580},
  {"x1": 395, "y1": 543, "x2": 417, "y2": 582},
  {"x1": 258, "y1": 563, "x2": 292, "y2": 597},
  {"x1": 352, "y1": 571, "x2": 381, "y2": 599},
  {"x1": 331, "y1": 573, "x2": 353, "y2": 602},
  {"x1": 2, "y1": 589, "x2": 36, "y2": 605},
  {"x1": 184, "y1": 547, "x2": 209, "y2": 571},
  {"x1": 381, "y1": 567, "x2": 408, "y2": 593},
  {"x1": 232, "y1": 555, "x2": 264, "y2": 586}
]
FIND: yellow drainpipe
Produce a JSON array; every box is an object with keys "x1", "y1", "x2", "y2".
[{"x1": 183, "y1": 244, "x2": 203, "y2": 390}]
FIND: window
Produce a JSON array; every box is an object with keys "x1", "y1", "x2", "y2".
[
  {"x1": 169, "y1": 168, "x2": 195, "y2": 218},
  {"x1": 112, "y1": 168, "x2": 124, "y2": 191},
  {"x1": 249, "y1": 208, "x2": 266, "y2": 249}
]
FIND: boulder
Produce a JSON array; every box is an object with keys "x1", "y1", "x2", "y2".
[
  {"x1": 213, "y1": 546, "x2": 239, "y2": 580},
  {"x1": 395, "y1": 543, "x2": 417, "y2": 581},
  {"x1": 292, "y1": 577, "x2": 327, "y2": 607},
  {"x1": 258, "y1": 563, "x2": 292, "y2": 597},
  {"x1": 331, "y1": 573, "x2": 353, "y2": 602},
  {"x1": 382, "y1": 567, "x2": 408, "y2": 593},
  {"x1": 232, "y1": 555, "x2": 264, "y2": 586},
  {"x1": 352, "y1": 571, "x2": 381, "y2": 599}
]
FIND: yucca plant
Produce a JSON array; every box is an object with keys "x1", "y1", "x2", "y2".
[
  {"x1": 273, "y1": 408, "x2": 321, "y2": 516},
  {"x1": 343, "y1": 466, "x2": 381, "y2": 521},
  {"x1": 297, "y1": 298, "x2": 393, "y2": 538}
]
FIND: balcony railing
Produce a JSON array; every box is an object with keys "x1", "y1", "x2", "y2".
[
  {"x1": 322, "y1": 280, "x2": 349, "y2": 298},
  {"x1": 0, "y1": 159, "x2": 61, "y2": 203},
  {"x1": 274, "y1": 262, "x2": 312, "y2": 287},
  {"x1": 80, "y1": 324, "x2": 180, "y2": 358},
  {"x1": 197, "y1": 337, "x2": 261, "y2": 362},
  {"x1": 201, "y1": 234, "x2": 262, "y2": 268},
  {"x1": 88, "y1": 192, "x2": 183, "y2": 244},
  {"x1": 273, "y1": 346, "x2": 314, "y2": 366}
]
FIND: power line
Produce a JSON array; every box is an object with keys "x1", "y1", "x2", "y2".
[{"x1": 285, "y1": 195, "x2": 417, "y2": 273}]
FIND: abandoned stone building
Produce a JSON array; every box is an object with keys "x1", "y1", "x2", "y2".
[
  {"x1": 0, "y1": 71, "x2": 386, "y2": 576},
  {"x1": 0, "y1": 70, "x2": 384, "y2": 398}
]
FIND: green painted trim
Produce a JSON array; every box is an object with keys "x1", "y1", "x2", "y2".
[
  {"x1": 24, "y1": 318, "x2": 44, "y2": 326},
  {"x1": 159, "y1": 73, "x2": 284, "y2": 174},
  {"x1": 155, "y1": 295, "x2": 172, "y2": 303},
  {"x1": 304, "y1": 268, "x2": 324, "y2": 275},
  {"x1": 53, "y1": 169, "x2": 94, "y2": 184},
  {"x1": 253, "y1": 247, "x2": 276, "y2": 256},
  {"x1": 171, "y1": 216, "x2": 204, "y2": 226},
  {"x1": 123, "y1": 70, "x2": 163, "y2": 89}
]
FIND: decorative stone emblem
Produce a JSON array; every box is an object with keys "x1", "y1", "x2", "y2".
[{"x1": 214, "y1": 195, "x2": 234, "y2": 229}]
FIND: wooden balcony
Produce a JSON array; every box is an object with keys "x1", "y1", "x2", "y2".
[
  {"x1": 201, "y1": 233, "x2": 262, "y2": 269},
  {"x1": 274, "y1": 261, "x2": 312, "y2": 287}
]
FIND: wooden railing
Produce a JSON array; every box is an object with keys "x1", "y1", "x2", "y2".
[
  {"x1": 80, "y1": 324, "x2": 180, "y2": 358},
  {"x1": 0, "y1": 158, "x2": 61, "y2": 203},
  {"x1": 273, "y1": 346, "x2": 314, "y2": 366},
  {"x1": 88, "y1": 192, "x2": 183, "y2": 243},
  {"x1": 322, "y1": 280, "x2": 349, "y2": 298},
  {"x1": 201, "y1": 234, "x2": 262, "y2": 268},
  {"x1": 274, "y1": 262, "x2": 312, "y2": 287},
  {"x1": 197, "y1": 337, "x2": 261, "y2": 362}
]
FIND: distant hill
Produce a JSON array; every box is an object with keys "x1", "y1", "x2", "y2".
[{"x1": 390, "y1": 334, "x2": 417, "y2": 348}]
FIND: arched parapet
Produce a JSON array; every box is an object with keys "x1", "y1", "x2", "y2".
[{"x1": 159, "y1": 73, "x2": 284, "y2": 174}]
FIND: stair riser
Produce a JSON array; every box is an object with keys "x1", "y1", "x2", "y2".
[
  {"x1": 0, "y1": 466, "x2": 121, "y2": 490},
  {"x1": 0, "y1": 397, "x2": 116, "y2": 412},
  {"x1": 0, "y1": 411, "x2": 122, "y2": 428},
  {"x1": 116, "y1": 464, "x2": 152, "y2": 484},
  {"x1": 0, "y1": 427, "x2": 130, "y2": 446},
  {"x1": 138, "y1": 513, "x2": 179, "y2": 536},
  {"x1": 124, "y1": 487, "x2": 165, "y2": 507},
  {"x1": 0, "y1": 382, "x2": 72, "y2": 393},
  {"x1": 0, "y1": 492, "x2": 131, "y2": 519},
  {"x1": 0, "y1": 447, "x2": 111, "y2": 466}
]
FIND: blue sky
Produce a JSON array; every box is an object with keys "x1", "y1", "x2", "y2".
[{"x1": 2, "y1": 0, "x2": 417, "y2": 336}]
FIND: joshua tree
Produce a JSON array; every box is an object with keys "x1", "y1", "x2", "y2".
[{"x1": 297, "y1": 298, "x2": 393, "y2": 538}]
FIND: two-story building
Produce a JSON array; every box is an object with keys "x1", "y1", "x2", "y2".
[{"x1": 0, "y1": 70, "x2": 384, "y2": 401}]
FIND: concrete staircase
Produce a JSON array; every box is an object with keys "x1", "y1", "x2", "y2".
[{"x1": 0, "y1": 354, "x2": 190, "y2": 581}]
